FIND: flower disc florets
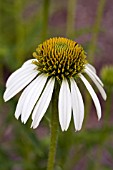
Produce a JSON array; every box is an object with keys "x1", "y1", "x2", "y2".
[{"x1": 33, "y1": 37, "x2": 87, "y2": 80}]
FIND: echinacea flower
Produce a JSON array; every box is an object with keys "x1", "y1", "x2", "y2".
[{"x1": 3, "y1": 37, "x2": 107, "y2": 131}]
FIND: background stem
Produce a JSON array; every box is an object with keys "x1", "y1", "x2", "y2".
[
  {"x1": 88, "y1": 0, "x2": 106, "y2": 62},
  {"x1": 66, "y1": 0, "x2": 77, "y2": 38},
  {"x1": 42, "y1": 0, "x2": 50, "y2": 41}
]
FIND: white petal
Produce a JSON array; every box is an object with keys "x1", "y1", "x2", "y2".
[
  {"x1": 3, "y1": 70, "x2": 38, "y2": 102},
  {"x1": 6, "y1": 63, "x2": 38, "y2": 88},
  {"x1": 86, "y1": 63, "x2": 96, "y2": 73},
  {"x1": 58, "y1": 79, "x2": 71, "y2": 131},
  {"x1": 14, "y1": 83, "x2": 32, "y2": 119},
  {"x1": 22, "y1": 59, "x2": 37, "y2": 68},
  {"x1": 70, "y1": 78, "x2": 84, "y2": 131},
  {"x1": 85, "y1": 68, "x2": 107, "y2": 100},
  {"x1": 85, "y1": 65, "x2": 103, "y2": 87},
  {"x1": 21, "y1": 74, "x2": 48, "y2": 123},
  {"x1": 80, "y1": 74, "x2": 101, "y2": 120},
  {"x1": 31, "y1": 78, "x2": 55, "y2": 129}
]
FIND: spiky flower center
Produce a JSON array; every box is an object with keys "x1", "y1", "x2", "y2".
[{"x1": 33, "y1": 37, "x2": 87, "y2": 80}]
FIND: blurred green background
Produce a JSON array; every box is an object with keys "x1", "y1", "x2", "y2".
[{"x1": 0, "y1": 0, "x2": 113, "y2": 170}]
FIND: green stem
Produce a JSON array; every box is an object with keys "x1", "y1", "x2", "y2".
[
  {"x1": 47, "y1": 87, "x2": 59, "y2": 170},
  {"x1": 88, "y1": 0, "x2": 106, "y2": 62},
  {"x1": 14, "y1": 0, "x2": 25, "y2": 66},
  {"x1": 66, "y1": 0, "x2": 77, "y2": 38},
  {"x1": 42, "y1": 0, "x2": 50, "y2": 41}
]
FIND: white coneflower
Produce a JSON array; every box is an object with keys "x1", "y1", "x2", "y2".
[{"x1": 3, "y1": 37, "x2": 107, "y2": 131}]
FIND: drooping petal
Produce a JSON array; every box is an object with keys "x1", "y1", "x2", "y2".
[
  {"x1": 31, "y1": 77, "x2": 55, "y2": 129},
  {"x1": 21, "y1": 74, "x2": 48, "y2": 123},
  {"x1": 6, "y1": 63, "x2": 38, "y2": 88},
  {"x1": 58, "y1": 78, "x2": 72, "y2": 131},
  {"x1": 86, "y1": 63, "x2": 96, "y2": 73},
  {"x1": 80, "y1": 74, "x2": 101, "y2": 120},
  {"x1": 85, "y1": 68, "x2": 107, "y2": 100},
  {"x1": 3, "y1": 69, "x2": 38, "y2": 102},
  {"x1": 85, "y1": 65, "x2": 103, "y2": 87},
  {"x1": 70, "y1": 78, "x2": 84, "y2": 131},
  {"x1": 14, "y1": 82, "x2": 32, "y2": 119}
]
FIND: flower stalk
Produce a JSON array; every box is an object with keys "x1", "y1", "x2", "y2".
[{"x1": 47, "y1": 84, "x2": 59, "y2": 170}]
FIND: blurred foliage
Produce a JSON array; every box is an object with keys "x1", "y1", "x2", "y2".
[
  {"x1": 101, "y1": 66, "x2": 113, "y2": 92},
  {"x1": 0, "y1": 0, "x2": 113, "y2": 170}
]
